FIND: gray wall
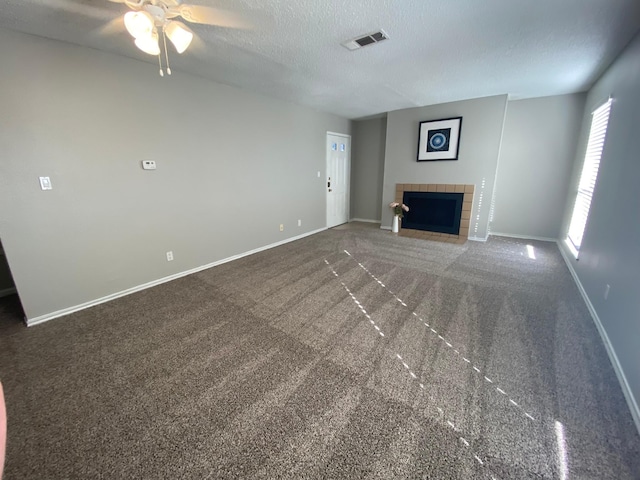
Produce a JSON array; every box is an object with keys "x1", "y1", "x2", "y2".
[
  {"x1": 0, "y1": 28, "x2": 350, "y2": 321},
  {"x1": 559, "y1": 33, "x2": 640, "y2": 424},
  {"x1": 382, "y1": 95, "x2": 508, "y2": 238},
  {"x1": 491, "y1": 94, "x2": 586, "y2": 239},
  {"x1": 351, "y1": 117, "x2": 386, "y2": 222}
]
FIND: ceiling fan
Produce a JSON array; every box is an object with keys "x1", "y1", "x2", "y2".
[{"x1": 108, "y1": 0, "x2": 248, "y2": 76}]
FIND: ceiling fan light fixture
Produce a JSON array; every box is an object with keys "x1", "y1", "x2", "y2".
[
  {"x1": 134, "y1": 29, "x2": 161, "y2": 56},
  {"x1": 124, "y1": 10, "x2": 155, "y2": 39},
  {"x1": 165, "y1": 21, "x2": 193, "y2": 54}
]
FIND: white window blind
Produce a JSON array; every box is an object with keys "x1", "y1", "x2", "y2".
[{"x1": 567, "y1": 98, "x2": 612, "y2": 256}]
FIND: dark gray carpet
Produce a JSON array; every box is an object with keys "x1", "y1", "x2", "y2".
[{"x1": 0, "y1": 223, "x2": 639, "y2": 479}]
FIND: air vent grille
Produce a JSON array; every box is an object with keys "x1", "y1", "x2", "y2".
[
  {"x1": 355, "y1": 36, "x2": 376, "y2": 47},
  {"x1": 341, "y1": 30, "x2": 389, "y2": 51}
]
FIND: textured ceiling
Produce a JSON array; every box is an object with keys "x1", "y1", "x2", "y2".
[{"x1": 1, "y1": 0, "x2": 640, "y2": 119}]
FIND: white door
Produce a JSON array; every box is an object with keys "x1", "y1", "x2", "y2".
[{"x1": 326, "y1": 133, "x2": 351, "y2": 228}]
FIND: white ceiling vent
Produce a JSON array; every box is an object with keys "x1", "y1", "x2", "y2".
[{"x1": 341, "y1": 30, "x2": 389, "y2": 51}]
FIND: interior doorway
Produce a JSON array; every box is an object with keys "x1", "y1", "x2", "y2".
[
  {"x1": 0, "y1": 239, "x2": 24, "y2": 324},
  {"x1": 326, "y1": 132, "x2": 351, "y2": 228}
]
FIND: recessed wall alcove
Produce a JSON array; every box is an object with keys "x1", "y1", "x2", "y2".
[{"x1": 395, "y1": 183, "x2": 475, "y2": 244}]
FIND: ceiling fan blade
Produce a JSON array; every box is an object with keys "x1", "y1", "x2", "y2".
[
  {"x1": 108, "y1": 0, "x2": 147, "y2": 9},
  {"x1": 176, "y1": 4, "x2": 252, "y2": 29}
]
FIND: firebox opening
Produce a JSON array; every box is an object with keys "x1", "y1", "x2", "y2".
[{"x1": 402, "y1": 191, "x2": 464, "y2": 235}]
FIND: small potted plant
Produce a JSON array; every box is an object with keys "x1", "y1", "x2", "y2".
[{"x1": 389, "y1": 202, "x2": 409, "y2": 233}]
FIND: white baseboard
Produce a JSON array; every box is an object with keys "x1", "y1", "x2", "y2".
[
  {"x1": 350, "y1": 218, "x2": 380, "y2": 224},
  {"x1": 490, "y1": 232, "x2": 557, "y2": 242},
  {"x1": 380, "y1": 226, "x2": 392, "y2": 231},
  {"x1": 557, "y1": 241, "x2": 640, "y2": 435},
  {"x1": 0, "y1": 287, "x2": 17, "y2": 298},
  {"x1": 26, "y1": 227, "x2": 327, "y2": 327}
]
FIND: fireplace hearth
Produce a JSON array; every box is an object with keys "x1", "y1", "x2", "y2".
[{"x1": 395, "y1": 183, "x2": 474, "y2": 243}]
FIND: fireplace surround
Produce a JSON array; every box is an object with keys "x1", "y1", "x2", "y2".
[{"x1": 395, "y1": 183, "x2": 474, "y2": 244}]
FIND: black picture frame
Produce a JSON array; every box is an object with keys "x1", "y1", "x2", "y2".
[{"x1": 417, "y1": 116, "x2": 463, "y2": 161}]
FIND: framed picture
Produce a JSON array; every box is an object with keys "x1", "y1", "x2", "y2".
[{"x1": 417, "y1": 116, "x2": 463, "y2": 161}]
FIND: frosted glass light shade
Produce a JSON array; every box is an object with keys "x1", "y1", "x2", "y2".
[
  {"x1": 124, "y1": 11, "x2": 154, "y2": 39},
  {"x1": 135, "y1": 30, "x2": 160, "y2": 55},
  {"x1": 165, "y1": 21, "x2": 193, "y2": 53}
]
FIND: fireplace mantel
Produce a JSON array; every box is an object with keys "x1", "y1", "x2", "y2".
[{"x1": 395, "y1": 183, "x2": 474, "y2": 244}]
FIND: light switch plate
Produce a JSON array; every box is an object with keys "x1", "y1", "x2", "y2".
[
  {"x1": 39, "y1": 176, "x2": 52, "y2": 190},
  {"x1": 142, "y1": 160, "x2": 157, "y2": 170}
]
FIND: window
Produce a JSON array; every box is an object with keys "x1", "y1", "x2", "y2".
[{"x1": 566, "y1": 98, "x2": 612, "y2": 257}]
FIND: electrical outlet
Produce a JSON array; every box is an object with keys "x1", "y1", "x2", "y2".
[
  {"x1": 279, "y1": 224, "x2": 284, "y2": 232},
  {"x1": 166, "y1": 251, "x2": 174, "y2": 261},
  {"x1": 298, "y1": 219, "x2": 302, "y2": 227},
  {"x1": 604, "y1": 284, "x2": 610, "y2": 300}
]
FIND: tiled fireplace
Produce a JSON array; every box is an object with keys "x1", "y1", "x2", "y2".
[{"x1": 395, "y1": 183, "x2": 475, "y2": 244}]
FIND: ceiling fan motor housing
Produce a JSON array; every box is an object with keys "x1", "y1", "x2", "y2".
[{"x1": 143, "y1": 4, "x2": 167, "y2": 23}]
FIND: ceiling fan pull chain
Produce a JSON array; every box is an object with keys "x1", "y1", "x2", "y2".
[
  {"x1": 157, "y1": 48, "x2": 164, "y2": 77},
  {"x1": 162, "y1": 26, "x2": 172, "y2": 75}
]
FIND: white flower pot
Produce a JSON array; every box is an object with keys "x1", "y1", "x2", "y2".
[{"x1": 392, "y1": 215, "x2": 399, "y2": 233}]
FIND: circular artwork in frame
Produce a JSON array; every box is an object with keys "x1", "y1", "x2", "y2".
[{"x1": 417, "y1": 116, "x2": 463, "y2": 161}]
